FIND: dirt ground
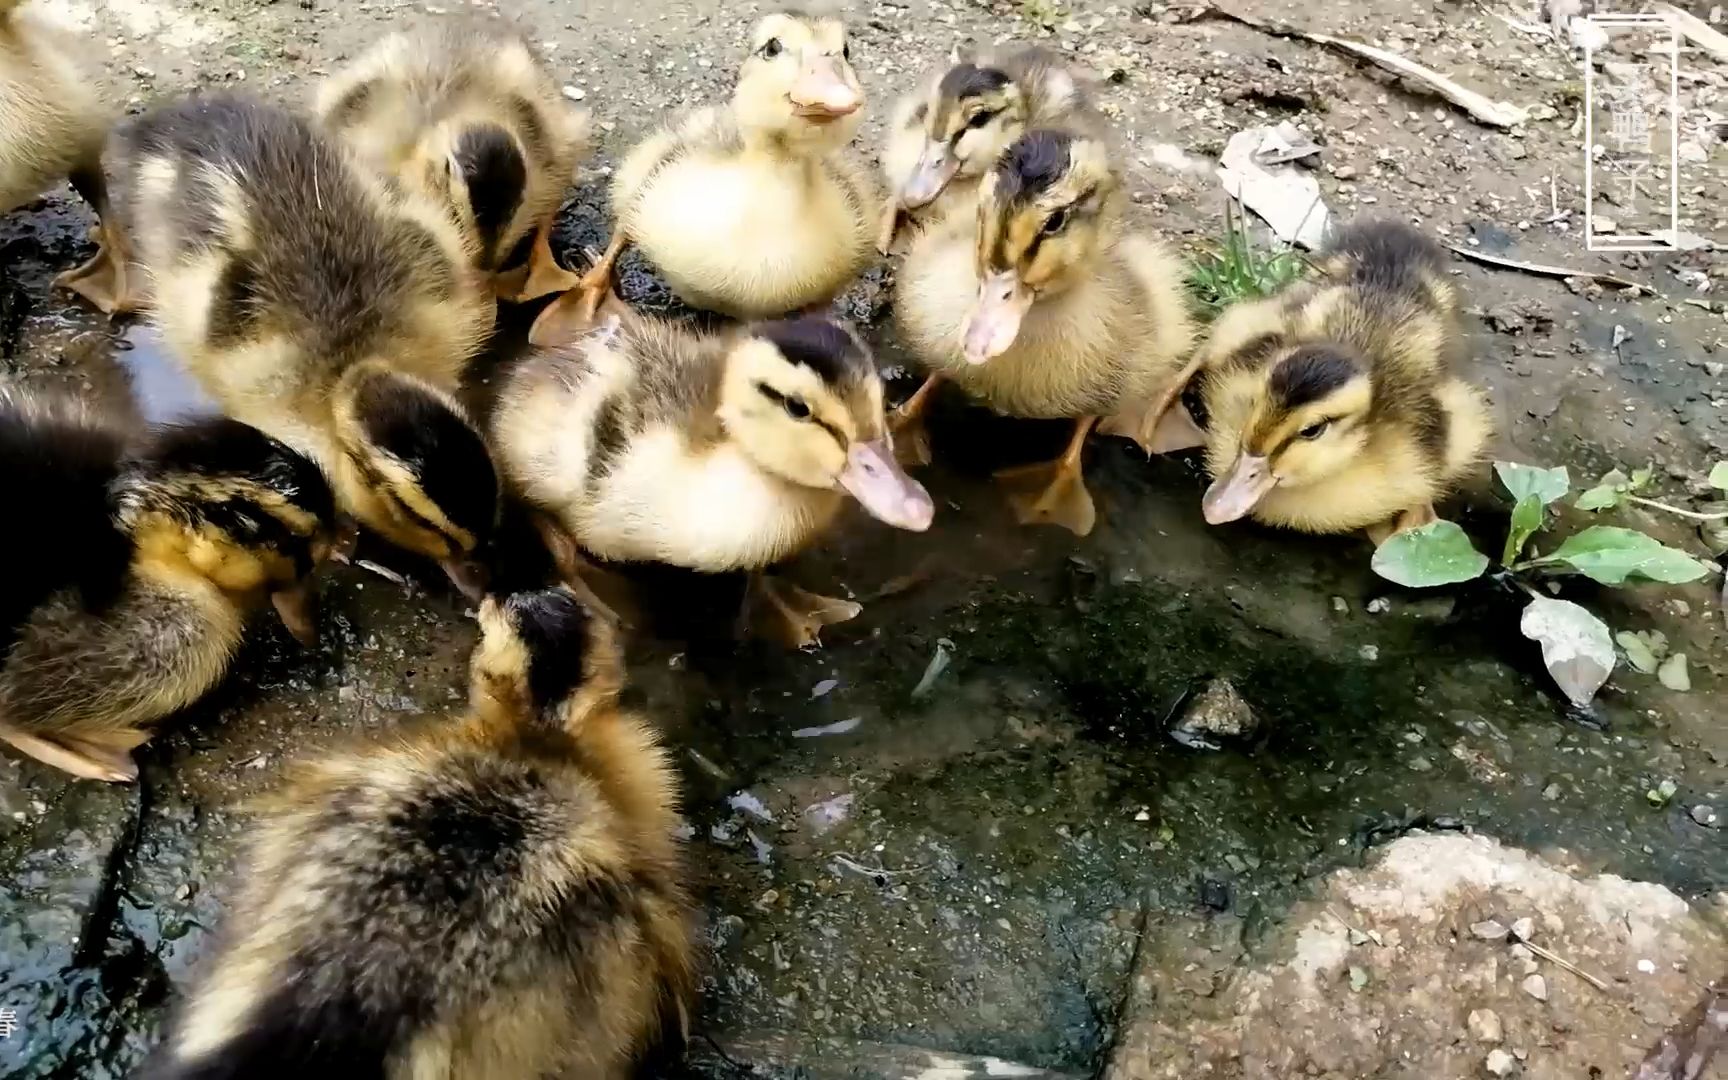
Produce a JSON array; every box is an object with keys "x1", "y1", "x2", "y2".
[{"x1": 1, "y1": 0, "x2": 1726, "y2": 1077}]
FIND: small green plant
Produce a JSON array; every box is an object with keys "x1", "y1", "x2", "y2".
[
  {"x1": 1188, "y1": 203, "x2": 1307, "y2": 313},
  {"x1": 1371, "y1": 461, "x2": 1722, "y2": 707}
]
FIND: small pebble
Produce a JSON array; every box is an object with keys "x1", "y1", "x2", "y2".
[
  {"x1": 1366, "y1": 597, "x2": 1390, "y2": 614},
  {"x1": 1637, "y1": 958, "x2": 1656, "y2": 974},
  {"x1": 1510, "y1": 917, "x2": 1534, "y2": 941},
  {"x1": 1332, "y1": 596, "x2": 1349, "y2": 613},
  {"x1": 1468, "y1": 1008, "x2": 1504, "y2": 1044},
  {"x1": 1359, "y1": 644, "x2": 1380, "y2": 662},
  {"x1": 1692, "y1": 804, "x2": 1719, "y2": 827},
  {"x1": 561, "y1": 84, "x2": 586, "y2": 101},
  {"x1": 1521, "y1": 973, "x2": 1548, "y2": 1001},
  {"x1": 1471, "y1": 919, "x2": 1509, "y2": 941},
  {"x1": 1486, "y1": 1048, "x2": 1518, "y2": 1077}
]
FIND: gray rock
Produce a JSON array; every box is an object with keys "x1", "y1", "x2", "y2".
[
  {"x1": 1486, "y1": 1047, "x2": 1519, "y2": 1076},
  {"x1": 1522, "y1": 973, "x2": 1548, "y2": 1001},
  {"x1": 1170, "y1": 679, "x2": 1258, "y2": 750},
  {"x1": 1469, "y1": 1008, "x2": 1505, "y2": 1044}
]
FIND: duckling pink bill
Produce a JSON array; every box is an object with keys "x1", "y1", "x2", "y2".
[
  {"x1": 962, "y1": 271, "x2": 1034, "y2": 364},
  {"x1": 839, "y1": 438, "x2": 934, "y2": 532},
  {"x1": 1203, "y1": 453, "x2": 1276, "y2": 525},
  {"x1": 791, "y1": 56, "x2": 860, "y2": 119},
  {"x1": 901, "y1": 142, "x2": 960, "y2": 208}
]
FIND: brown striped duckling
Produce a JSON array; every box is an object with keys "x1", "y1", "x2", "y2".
[
  {"x1": 495, "y1": 312, "x2": 932, "y2": 647},
  {"x1": 315, "y1": 21, "x2": 591, "y2": 302},
  {"x1": 59, "y1": 95, "x2": 501, "y2": 596},
  {"x1": 878, "y1": 46, "x2": 1101, "y2": 252},
  {"x1": 1168, "y1": 219, "x2": 1491, "y2": 542},
  {"x1": 892, "y1": 128, "x2": 1196, "y2": 537},
  {"x1": 0, "y1": 388, "x2": 335, "y2": 783},
  {"x1": 145, "y1": 585, "x2": 695, "y2": 1079}
]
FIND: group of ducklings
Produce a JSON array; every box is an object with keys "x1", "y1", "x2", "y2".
[{"x1": 0, "y1": 0, "x2": 1496, "y2": 1074}]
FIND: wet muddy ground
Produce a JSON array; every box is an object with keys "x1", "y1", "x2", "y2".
[{"x1": 2, "y1": 0, "x2": 1727, "y2": 1077}]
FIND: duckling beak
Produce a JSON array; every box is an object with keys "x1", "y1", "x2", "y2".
[
  {"x1": 441, "y1": 557, "x2": 490, "y2": 603},
  {"x1": 271, "y1": 582, "x2": 319, "y2": 648},
  {"x1": 901, "y1": 142, "x2": 959, "y2": 208},
  {"x1": 962, "y1": 271, "x2": 1034, "y2": 363},
  {"x1": 1202, "y1": 454, "x2": 1277, "y2": 524},
  {"x1": 839, "y1": 437, "x2": 935, "y2": 532},
  {"x1": 790, "y1": 56, "x2": 862, "y2": 119}
]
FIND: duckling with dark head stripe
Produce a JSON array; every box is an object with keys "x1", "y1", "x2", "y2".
[
  {"x1": 59, "y1": 94, "x2": 501, "y2": 597},
  {"x1": 315, "y1": 21, "x2": 591, "y2": 302},
  {"x1": 0, "y1": 388, "x2": 335, "y2": 783},
  {"x1": 893, "y1": 127, "x2": 1196, "y2": 536},
  {"x1": 146, "y1": 585, "x2": 695, "y2": 1080},
  {"x1": 1162, "y1": 218, "x2": 1492, "y2": 541},
  {"x1": 878, "y1": 46, "x2": 1103, "y2": 251},
  {"x1": 495, "y1": 312, "x2": 933, "y2": 646}
]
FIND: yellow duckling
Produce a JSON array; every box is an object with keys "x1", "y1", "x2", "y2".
[
  {"x1": 535, "y1": 9, "x2": 876, "y2": 338},
  {"x1": 0, "y1": 388, "x2": 335, "y2": 783},
  {"x1": 59, "y1": 95, "x2": 501, "y2": 597},
  {"x1": 146, "y1": 586, "x2": 696, "y2": 1079},
  {"x1": 495, "y1": 312, "x2": 933, "y2": 647},
  {"x1": 892, "y1": 128, "x2": 1197, "y2": 537},
  {"x1": 0, "y1": 0, "x2": 108, "y2": 215},
  {"x1": 315, "y1": 21, "x2": 591, "y2": 302},
  {"x1": 1176, "y1": 219, "x2": 1491, "y2": 542},
  {"x1": 878, "y1": 46, "x2": 1101, "y2": 252}
]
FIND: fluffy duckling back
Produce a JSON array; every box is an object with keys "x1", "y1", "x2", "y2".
[
  {"x1": 543, "y1": 9, "x2": 876, "y2": 329},
  {"x1": 496, "y1": 313, "x2": 932, "y2": 574},
  {"x1": 0, "y1": 0, "x2": 108, "y2": 213},
  {"x1": 146, "y1": 586, "x2": 695, "y2": 1080},
  {"x1": 892, "y1": 128, "x2": 1195, "y2": 535},
  {"x1": 316, "y1": 21, "x2": 590, "y2": 300},
  {"x1": 0, "y1": 388, "x2": 335, "y2": 782},
  {"x1": 65, "y1": 95, "x2": 501, "y2": 595},
  {"x1": 1194, "y1": 219, "x2": 1492, "y2": 540},
  {"x1": 879, "y1": 47, "x2": 1101, "y2": 250}
]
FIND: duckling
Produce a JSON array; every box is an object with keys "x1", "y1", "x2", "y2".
[
  {"x1": 891, "y1": 128, "x2": 1197, "y2": 537},
  {"x1": 144, "y1": 585, "x2": 696, "y2": 1080},
  {"x1": 535, "y1": 8, "x2": 876, "y2": 338},
  {"x1": 1173, "y1": 219, "x2": 1491, "y2": 541},
  {"x1": 878, "y1": 46, "x2": 1102, "y2": 253},
  {"x1": 0, "y1": 0, "x2": 108, "y2": 215},
  {"x1": 315, "y1": 21, "x2": 591, "y2": 302},
  {"x1": 60, "y1": 95, "x2": 501, "y2": 597},
  {"x1": 495, "y1": 312, "x2": 933, "y2": 647},
  {"x1": 0, "y1": 388, "x2": 335, "y2": 783}
]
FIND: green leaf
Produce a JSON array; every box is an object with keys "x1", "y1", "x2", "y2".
[
  {"x1": 1614, "y1": 629, "x2": 1667, "y2": 673},
  {"x1": 1520, "y1": 596, "x2": 1615, "y2": 707},
  {"x1": 1657, "y1": 653, "x2": 1691, "y2": 691},
  {"x1": 1710, "y1": 462, "x2": 1728, "y2": 490},
  {"x1": 1495, "y1": 462, "x2": 1571, "y2": 507},
  {"x1": 1539, "y1": 526, "x2": 1711, "y2": 585},
  {"x1": 1371, "y1": 520, "x2": 1490, "y2": 587},
  {"x1": 1503, "y1": 495, "x2": 1546, "y2": 563},
  {"x1": 1575, "y1": 469, "x2": 1629, "y2": 512},
  {"x1": 1629, "y1": 466, "x2": 1654, "y2": 491},
  {"x1": 1575, "y1": 484, "x2": 1624, "y2": 512}
]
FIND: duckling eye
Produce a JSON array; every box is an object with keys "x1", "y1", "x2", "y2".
[
  {"x1": 1299, "y1": 420, "x2": 1331, "y2": 440},
  {"x1": 760, "y1": 37, "x2": 783, "y2": 60},
  {"x1": 756, "y1": 381, "x2": 811, "y2": 420},
  {"x1": 965, "y1": 109, "x2": 997, "y2": 132},
  {"x1": 1041, "y1": 207, "x2": 1069, "y2": 236},
  {"x1": 842, "y1": 42, "x2": 852, "y2": 61}
]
